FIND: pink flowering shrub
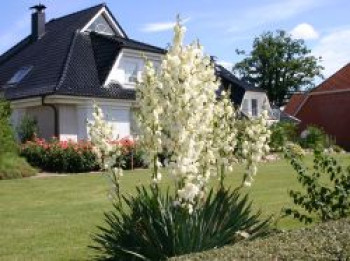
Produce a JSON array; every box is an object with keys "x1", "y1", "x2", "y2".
[
  {"x1": 20, "y1": 137, "x2": 145, "y2": 173},
  {"x1": 113, "y1": 137, "x2": 147, "y2": 170},
  {"x1": 20, "y1": 138, "x2": 98, "y2": 173}
]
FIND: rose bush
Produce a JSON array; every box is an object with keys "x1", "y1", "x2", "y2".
[
  {"x1": 20, "y1": 136, "x2": 144, "y2": 173},
  {"x1": 20, "y1": 138, "x2": 99, "y2": 173}
]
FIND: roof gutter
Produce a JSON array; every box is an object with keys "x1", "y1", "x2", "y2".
[{"x1": 41, "y1": 95, "x2": 59, "y2": 138}]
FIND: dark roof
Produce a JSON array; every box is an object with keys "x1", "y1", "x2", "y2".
[
  {"x1": 0, "y1": 4, "x2": 150, "y2": 101},
  {"x1": 215, "y1": 64, "x2": 266, "y2": 105},
  {"x1": 92, "y1": 32, "x2": 166, "y2": 54}
]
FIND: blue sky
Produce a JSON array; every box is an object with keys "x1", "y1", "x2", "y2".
[{"x1": 1, "y1": 0, "x2": 349, "y2": 77}]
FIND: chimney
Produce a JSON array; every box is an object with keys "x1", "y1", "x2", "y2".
[{"x1": 30, "y1": 4, "x2": 46, "y2": 41}]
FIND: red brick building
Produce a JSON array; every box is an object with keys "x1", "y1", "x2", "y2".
[{"x1": 285, "y1": 63, "x2": 350, "y2": 150}]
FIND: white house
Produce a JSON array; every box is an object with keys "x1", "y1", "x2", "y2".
[
  {"x1": 215, "y1": 65, "x2": 271, "y2": 118},
  {"x1": 0, "y1": 4, "x2": 272, "y2": 142}
]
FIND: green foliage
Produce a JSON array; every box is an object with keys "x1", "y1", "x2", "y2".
[
  {"x1": 122, "y1": 149, "x2": 147, "y2": 170},
  {"x1": 20, "y1": 139, "x2": 99, "y2": 173},
  {"x1": 171, "y1": 218, "x2": 350, "y2": 261},
  {"x1": 284, "y1": 149, "x2": 350, "y2": 224},
  {"x1": 331, "y1": 145, "x2": 345, "y2": 153},
  {"x1": 0, "y1": 153, "x2": 36, "y2": 180},
  {"x1": 0, "y1": 98, "x2": 17, "y2": 155},
  {"x1": 92, "y1": 186, "x2": 270, "y2": 260},
  {"x1": 269, "y1": 122, "x2": 297, "y2": 151},
  {"x1": 285, "y1": 143, "x2": 305, "y2": 158},
  {"x1": 16, "y1": 114, "x2": 38, "y2": 143},
  {"x1": 299, "y1": 125, "x2": 327, "y2": 149},
  {"x1": 233, "y1": 30, "x2": 323, "y2": 106}
]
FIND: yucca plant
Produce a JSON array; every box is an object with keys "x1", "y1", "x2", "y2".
[{"x1": 91, "y1": 186, "x2": 270, "y2": 261}]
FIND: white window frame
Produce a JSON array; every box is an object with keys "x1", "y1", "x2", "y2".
[{"x1": 123, "y1": 59, "x2": 139, "y2": 84}]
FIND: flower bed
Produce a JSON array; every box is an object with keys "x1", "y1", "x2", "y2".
[
  {"x1": 20, "y1": 137, "x2": 145, "y2": 173},
  {"x1": 20, "y1": 138, "x2": 99, "y2": 173}
]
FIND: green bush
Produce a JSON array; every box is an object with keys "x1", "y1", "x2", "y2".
[
  {"x1": 0, "y1": 153, "x2": 36, "y2": 180},
  {"x1": 0, "y1": 98, "x2": 17, "y2": 155},
  {"x1": 299, "y1": 125, "x2": 327, "y2": 149},
  {"x1": 20, "y1": 138, "x2": 99, "y2": 173},
  {"x1": 284, "y1": 149, "x2": 350, "y2": 224},
  {"x1": 116, "y1": 140, "x2": 147, "y2": 170},
  {"x1": 285, "y1": 143, "x2": 305, "y2": 158},
  {"x1": 171, "y1": 218, "x2": 350, "y2": 260},
  {"x1": 0, "y1": 98, "x2": 36, "y2": 180},
  {"x1": 331, "y1": 144, "x2": 345, "y2": 153},
  {"x1": 16, "y1": 114, "x2": 38, "y2": 143},
  {"x1": 92, "y1": 186, "x2": 270, "y2": 260},
  {"x1": 269, "y1": 122, "x2": 297, "y2": 151}
]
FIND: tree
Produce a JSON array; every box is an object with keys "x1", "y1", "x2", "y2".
[{"x1": 233, "y1": 30, "x2": 323, "y2": 106}]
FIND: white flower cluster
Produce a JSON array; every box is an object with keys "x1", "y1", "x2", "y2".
[
  {"x1": 211, "y1": 91, "x2": 238, "y2": 185},
  {"x1": 88, "y1": 103, "x2": 124, "y2": 197},
  {"x1": 136, "y1": 19, "x2": 272, "y2": 212},
  {"x1": 241, "y1": 110, "x2": 271, "y2": 186},
  {"x1": 137, "y1": 19, "x2": 219, "y2": 210},
  {"x1": 136, "y1": 60, "x2": 163, "y2": 182}
]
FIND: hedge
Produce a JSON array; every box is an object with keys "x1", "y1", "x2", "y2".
[{"x1": 171, "y1": 218, "x2": 350, "y2": 260}]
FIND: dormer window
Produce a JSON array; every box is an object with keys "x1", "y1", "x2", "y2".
[
  {"x1": 7, "y1": 66, "x2": 33, "y2": 85},
  {"x1": 87, "y1": 14, "x2": 116, "y2": 35},
  {"x1": 124, "y1": 61, "x2": 139, "y2": 84}
]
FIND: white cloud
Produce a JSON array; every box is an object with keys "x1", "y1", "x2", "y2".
[
  {"x1": 141, "y1": 17, "x2": 190, "y2": 33},
  {"x1": 217, "y1": 60, "x2": 233, "y2": 71},
  {"x1": 290, "y1": 23, "x2": 319, "y2": 40},
  {"x1": 313, "y1": 28, "x2": 350, "y2": 77},
  {"x1": 228, "y1": 0, "x2": 325, "y2": 33}
]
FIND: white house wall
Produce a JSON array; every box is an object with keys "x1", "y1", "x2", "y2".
[
  {"x1": 104, "y1": 49, "x2": 162, "y2": 87},
  {"x1": 77, "y1": 102, "x2": 133, "y2": 141},
  {"x1": 10, "y1": 108, "x2": 26, "y2": 131},
  {"x1": 58, "y1": 105, "x2": 78, "y2": 141},
  {"x1": 26, "y1": 106, "x2": 55, "y2": 140},
  {"x1": 240, "y1": 91, "x2": 270, "y2": 117}
]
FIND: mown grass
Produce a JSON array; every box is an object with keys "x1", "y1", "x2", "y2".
[{"x1": 0, "y1": 154, "x2": 349, "y2": 261}]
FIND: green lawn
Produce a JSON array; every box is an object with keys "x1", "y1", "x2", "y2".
[{"x1": 0, "y1": 154, "x2": 349, "y2": 261}]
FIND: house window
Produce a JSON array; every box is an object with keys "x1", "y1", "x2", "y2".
[
  {"x1": 7, "y1": 66, "x2": 32, "y2": 85},
  {"x1": 87, "y1": 14, "x2": 116, "y2": 35},
  {"x1": 124, "y1": 61, "x2": 139, "y2": 84},
  {"x1": 251, "y1": 99, "x2": 258, "y2": 116},
  {"x1": 242, "y1": 99, "x2": 249, "y2": 114}
]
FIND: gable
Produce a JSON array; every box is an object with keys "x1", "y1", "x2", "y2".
[{"x1": 81, "y1": 6, "x2": 127, "y2": 38}]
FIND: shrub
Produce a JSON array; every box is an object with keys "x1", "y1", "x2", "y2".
[
  {"x1": 331, "y1": 145, "x2": 345, "y2": 153},
  {"x1": 285, "y1": 142, "x2": 305, "y2": 158},
  {"x1": 171, "y1": 218, "x2": 350, "y2": 261},
  {"x1": 0, "y1": 98, "x2": 17, "y2": 155},
  {"x1": 0, "y1": 153, "x2": 36, "y2": 180},
  {"x1": 112, "y1": 138, "x2": 146, "y2": 170},
  {"x1": 16, "y1": 114, "x2": 38, "y2": 143},
  {"x1": 269, "y1": 122, "x2": 297, "y2": 151},
  {"x1": 299, "y1": 125, "x2": 326, "y2": 149},
  {"x1": 91, "y1": 186, "x2": 270, "y2": 261},
  {"x1": 20, "y1": 138, "x2": 99, "y2": 173},
  {"x1": 284, "y1": 149, "x2": 350, "y2": 224}
]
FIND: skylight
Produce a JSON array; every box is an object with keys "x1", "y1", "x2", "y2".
[{"x1": 7, "y1": 66, "x2": 33, "y2": 85}]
